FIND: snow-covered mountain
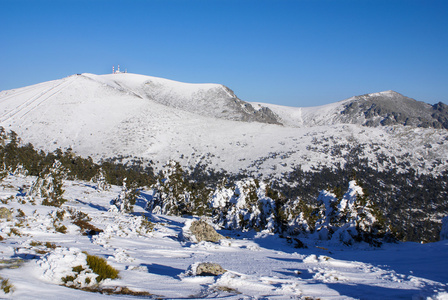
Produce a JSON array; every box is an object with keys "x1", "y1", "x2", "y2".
[
  {"x1": 255, "y1": 90, "x2": 448, "y2": 129},
  {"x1": 0, "y1": 73, "x2": 447, "y2": 176}
]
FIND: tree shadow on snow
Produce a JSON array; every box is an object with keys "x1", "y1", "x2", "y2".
[
  {"x1": 135, "y1": 191, "x2": 152, "y2": 210},
  {"x1": 74, "y1": 199, "x2": 108, "y2": 211},
  {"x1": 324, "y1": 282, "x2": 425, "y2": 300},
  {"x1": 275, "y1": 268, "x2": 314, "y2": 280},
  {"x1": 142, "y1": 263, "x2": 184, "y2": 278},
  {"x1": 328, "y1": 241, "x2": 448, "y2": 284}
]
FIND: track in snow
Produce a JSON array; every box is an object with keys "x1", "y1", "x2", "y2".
[{"x1": 0, "y1": 76, "x2": 75, "y2": 123}]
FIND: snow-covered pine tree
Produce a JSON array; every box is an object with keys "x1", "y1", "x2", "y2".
[
  {"x1": 147, "y1": 161, "x2": 190, "y2": 215},
  {"x1": 210, "y1": 178, "x2": 276, "y2": 232},
  {"x1": 91, "y1": 168, "x2": 110, "y2": 192},
  {"x1": 277, "y1": 197, "x2": 315, "y2": 236},
  {"x1": 111, "y1": 178, "x2": 139, "y2": 213},
  {"x1": 313, "y1": 189, "x2": 341, "y2": 240},
  {"x1": 312, "y1": 181, "x2": 391, "y2": 246},
  {"x1": 29, "y1": 160, "x2": 67, "y2": 207},
  {"x1": 146, "y1": 160, "x2": 212, "y2": 216}
]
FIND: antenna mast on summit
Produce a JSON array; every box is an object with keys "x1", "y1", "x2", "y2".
[{"x1": 112, "y1": 64, "x2": 126, "y2": 74}]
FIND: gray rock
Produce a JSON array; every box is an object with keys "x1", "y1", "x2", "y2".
[
  {"x1": 189, "y1": 220, "x2": 225, "y2": 243},
  {"x1": 195, "y1": 262, "x2": 226, "y2": 276},
  {"x1": 0, "y1": 207, "x2": 12, "y2": 221}
]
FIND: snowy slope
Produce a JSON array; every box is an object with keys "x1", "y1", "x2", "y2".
[
  {"x1": 0, "y1": 174, "x2": 446, "y2": 299},
  {"x1": 0, "y1": 73, "x2": 447, "y2": 176}
]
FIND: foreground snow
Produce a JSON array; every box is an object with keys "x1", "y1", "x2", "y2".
[{"x1": 0, "y1": 174, "x2": 446, "y2": 299}]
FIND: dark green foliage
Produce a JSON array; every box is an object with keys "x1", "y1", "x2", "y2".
[
  {"x1": 0, "y1": 127, "x2": 155, "y2": 191},
  {"x1": 69, "y1": 209, "x2": 103, "y2": 235},
  {"x1": 100, "y1": 157, "x2": 155, "y2": 188},
  {"x1": 55, "y1": 225, "x2": 67, "y2": 234},
  {"x1": 35, "y1": 160, "x2": 67, "y2": 207},
  {"x1": 148, "y1": 161, "x2": 213, "y2": 216},
  {"x1": 72, "y1": 265, "x2": 85, "y2": 274},
  {"x1": 61, "y1": 275, "x2": 76, "y2": 284},
  {"x1": 279, "y1": 159, "x2": 448, "y2": 242}
]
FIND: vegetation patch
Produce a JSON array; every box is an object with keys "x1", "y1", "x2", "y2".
[
  {"x1": 0, "y1": 277, "x2": 13, "y2": 294},
  {"x1": 73, "y1": 219, "x2": 103, "y2": 236},
  {"x1": 211, "y1": 286, "x2": 241, "y2": 294},
  {"x1": 85, "y1": 254, "x2": 119, "y2": 282},
  {"x1": 69, "y1": 285, "x2": 154, "y2": 297},
  {"x1": 68, "y1": 209, "x2": 103, "y2": 236}
]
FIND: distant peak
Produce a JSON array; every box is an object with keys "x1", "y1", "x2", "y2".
[
  {"x1": 378, "y1": 90, "x2": 402, "y2": 96},
  {"x1": 356, "y1": 90, "x2": 404, "y2": 99}
]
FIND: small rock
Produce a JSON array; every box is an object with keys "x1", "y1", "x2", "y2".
[{"x1": 195, "y1": 262, "x2": 226, "y2": 276}]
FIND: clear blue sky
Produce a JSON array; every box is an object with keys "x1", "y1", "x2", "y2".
[{"x1": 1, "y1": 0, "x2": 447, "y2": 107}]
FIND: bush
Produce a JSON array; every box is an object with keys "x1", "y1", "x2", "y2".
[
  {"x1": 0, "y1": 277, "x2": 13, "y2": 294},
  {"x1": 86, "y1": 254, "x2": 119, "y2": 283}
]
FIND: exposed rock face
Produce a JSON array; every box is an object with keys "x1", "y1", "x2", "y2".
[
  {"x1": 340, "y1": 91, "x2": 448, "y2": 129},
  {"x1": 189, "y1": 220, "x2": 225, "y2": 243},
  {"x1": 195, "y1": 262, "x2": 226, "y2": 276},
  {"x1": 0, "y1": 207, "x2": 12, "y2": 220}
]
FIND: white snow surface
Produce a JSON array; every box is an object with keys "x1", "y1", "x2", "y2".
[
  {"x1": 0, "y1": 73, "x2": 447, "y2": 176},
  {"x1": 0, "y1": 174, "x2": 446, "y2": 299}
]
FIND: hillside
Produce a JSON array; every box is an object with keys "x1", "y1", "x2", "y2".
[{"x1": 0, "y1": 73, "x2": 447, "y2": 177}]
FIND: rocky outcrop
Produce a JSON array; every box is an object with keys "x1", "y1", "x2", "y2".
[
  {"x1": 340, "y1": 91, "x2": 448, "y2": 129},
  {"x1": 189, "y1": 220, "x2": 225, "y2": 243}
]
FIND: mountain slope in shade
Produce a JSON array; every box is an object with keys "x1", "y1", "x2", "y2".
[
  {"x1": 0, "y1": 73, "x2": 447, "y2": 176},
  {"x1": 82, "y1": 73, "x2": 281, "y2": 124}
]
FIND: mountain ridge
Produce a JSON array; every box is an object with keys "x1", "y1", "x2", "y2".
[{"x1": 0, "y1": 73, "x2": 447, "y2": 177}]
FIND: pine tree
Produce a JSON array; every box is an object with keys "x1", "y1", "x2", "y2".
[
  {"x1": 29, "y1": 160, "x2": 67, "y2": 207},
  {"x1": 146, "y1": 161, "x2": 190, "y2": 215},
  {"x1": 91, "y1": 168, "x2": 110, "y2": 192},
  {"x1": 111, "y1": 178, "x2": 139, "y2": 213}
]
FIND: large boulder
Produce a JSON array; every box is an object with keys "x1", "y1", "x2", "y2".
[{"x1": 183, "y1": 220, "x2": 225, "y2": 243}]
